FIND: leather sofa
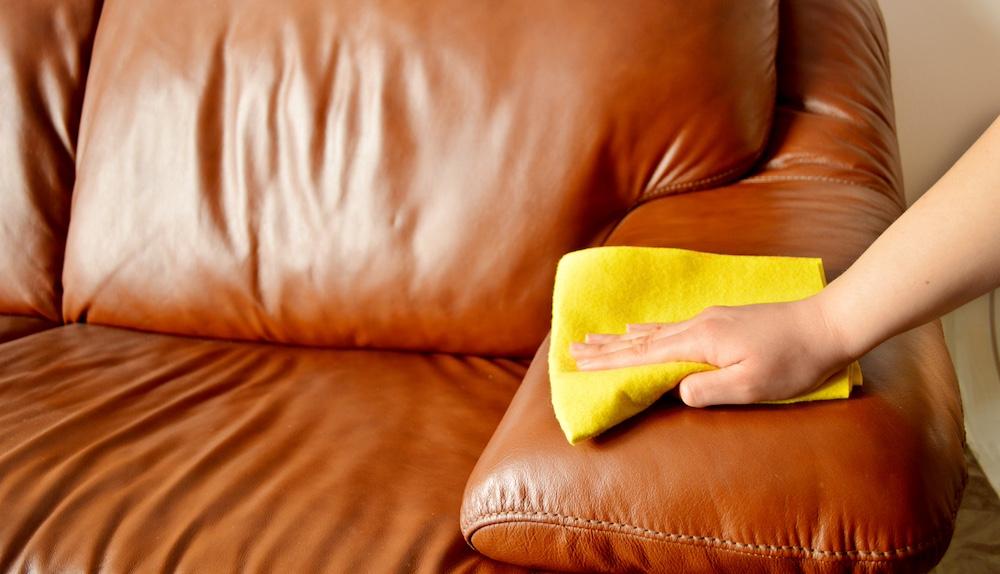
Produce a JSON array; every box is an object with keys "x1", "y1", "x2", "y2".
[{"x1": 0, "y1": 0, "x2": 966, "y2": 572}]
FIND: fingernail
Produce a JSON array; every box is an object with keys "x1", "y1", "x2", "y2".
[{"x1": 577, "y1": 360, "x2": 591, "y2": 369}]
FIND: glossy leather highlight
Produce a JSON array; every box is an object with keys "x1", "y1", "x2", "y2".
[{"x1": 62, "y1": 0, "x2": 777, "y2": 355}]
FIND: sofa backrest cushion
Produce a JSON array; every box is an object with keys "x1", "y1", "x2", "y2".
[
  {"x1": 63, "y1": 0, "x2": 777, "y2": 355},
  {"x1": 0, "y1": 1, "x2": 102, "y2": 321}
]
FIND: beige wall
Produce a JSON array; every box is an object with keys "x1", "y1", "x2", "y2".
[
  {"x1": 879, "y1": 0, "x2": 1000, "y2": 492},
  {"x1": 879, "y1": 0, "x2": 1000, "y2": 202}
]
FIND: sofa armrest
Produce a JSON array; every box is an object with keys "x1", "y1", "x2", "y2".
[
  {"x1": 461, "y1": 320, "x2": 965, "y2": 572},
  {"x1": 600, "y1": 179, "x2": 900, "y2": 278},
  {"x1": 461, "y1": 0, "x2": 967, "y2": 569},
  {"x1": 461, "y1": 174, "x2": 966, "y2": 573}
]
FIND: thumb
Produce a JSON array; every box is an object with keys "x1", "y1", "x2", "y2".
[{"x1": 678, "y1": 366, "x2": 754, "y2": 408}]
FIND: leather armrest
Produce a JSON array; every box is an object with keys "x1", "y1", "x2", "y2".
[
  {"x1": 461, "y1": 1, "x2": 966, "y2": 569},
  {"x1": 461, "y1": 175, "x2": 966, "y2": 573},
  {"x1": 461, "y1": 324, "x2": 966, "y2": 572},
  {"x1": 599, "y1": 179, "x2": 900, "y2": 278}
]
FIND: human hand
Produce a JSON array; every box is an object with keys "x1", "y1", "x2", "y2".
[{"x1": 568, "y1": 298, "x2": 853, "y2": 407}]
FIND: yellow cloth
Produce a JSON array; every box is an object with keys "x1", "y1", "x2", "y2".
[{"x1": 550, "y1": 246, "x2": 862, "y2": 444}]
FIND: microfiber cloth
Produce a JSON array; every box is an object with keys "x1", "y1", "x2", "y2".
[{"x1": 550, "y1": 246, "x2": 862, "y2": 444}]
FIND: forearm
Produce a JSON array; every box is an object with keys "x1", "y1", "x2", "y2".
[{"x1": 816, "y1": 115, "x2": 1000, "y2": 358}]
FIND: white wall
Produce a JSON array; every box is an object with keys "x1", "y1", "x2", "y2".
[{"x1": 879, "y1": 0, "x2": 1000, "y2": 492}]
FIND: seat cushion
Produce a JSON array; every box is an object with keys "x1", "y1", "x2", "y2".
[
  {"x1": 0, "y1": 325, "x2": 529, "y2": 573},
  {"x1": 63, "y1": 0, "x2": 778, "y2": 355}
]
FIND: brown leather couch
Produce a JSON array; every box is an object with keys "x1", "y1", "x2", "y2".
[{"x1": 0, "y1": 0, "x2": 966, "y2": 572}]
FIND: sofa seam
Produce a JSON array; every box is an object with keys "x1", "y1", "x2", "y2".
[
  {"x1": 493, "y1": 519, "x2": 851, "y2": 564},
  {"x1": 470, "y1": 519, "x2": 933, "y2": 565},
  {"x1": 633, "y1": 10, "x2": 778, "y2": 205},
  {"x1": 462, "y1": 487, "x2": 963, "y2": 562},
  {"x1": 640, "y1": 156, "x2": 762, "y2": 202},
  {"x1": 599, "y1": 173, "x2": 900, "y2": 248},
  {"x1": 741, "y1": 174, "x2": 907, "y2": 211},
  {"x1": 742, "y1": 174, "x2": 868, "y2": 188},
  {"x1": 639, "y1": 19, "x2": 779, "y2": 205}
]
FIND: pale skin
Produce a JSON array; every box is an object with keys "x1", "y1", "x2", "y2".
[{"x1": 570, "y1": 114, "x2": 1000, "y2": 408}]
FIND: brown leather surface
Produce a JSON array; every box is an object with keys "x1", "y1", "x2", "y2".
[
  {"x1": 463, "y1": 163, "x2": 967, "y2": 574},
  {"x1": 0, "y1": 1, "x2": 102, "y2": 320},
  {"x1": 0, "y1": 324, "x2": 533, "y2": 573},
  {"x1": 463, "y1": 327, "x2": 965, "y2": 573},
  {"x1": 606, "y1": 180, "x2": 901, "y2": 279},
  {"x1": 62, "y1": 0, "x2": 777, "y2": 355},
  {"x1": 0, "y1": 0, "x2": 969, "y2": 572},
  {"x1": 747, "y1": 0, "x2": 904, "y2": 203},
  {"x1": 0, "y1": 315, "x2": 56, "y2": 345},
  {"x1": 462, "y1": 1, "x2": 965, "y2": 569}
]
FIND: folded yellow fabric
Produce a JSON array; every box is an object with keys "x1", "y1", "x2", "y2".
[{"x1": 550, "y1": 246, "x2": 862, "y2": 444}]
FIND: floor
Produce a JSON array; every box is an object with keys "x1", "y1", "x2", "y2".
[{"x1": 933, "y1": 449, "x2": 1000, "y2": 573}]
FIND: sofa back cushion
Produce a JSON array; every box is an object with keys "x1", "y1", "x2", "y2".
[
  {"x1": 0, "y1": 1, "x2": 102, "y2": 321},
  {"x1": 63, "y1": 0, "x2": 777, "y2": 355}
]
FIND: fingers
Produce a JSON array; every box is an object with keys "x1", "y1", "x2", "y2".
[
  {"x1": 678, "y1": 367, "x2": 755, "y2": 408},
  {"x1": 583, "y1": 331, "x2": 650, "y2": 344},
  {"x1": 573, "y1": 320, "x2": 691, "y2": 356},
  {"x1": 575, "y1": 330, "x2": 708, "y2": 371},
  {"x1": 571, "y1": 335, "x2": 652, "y2": 358},
  {"x1": 626, "y1": 322, "x2": 673, "y2": 333}
]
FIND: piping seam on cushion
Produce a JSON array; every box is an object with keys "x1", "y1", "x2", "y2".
[
  {"x1": 639, "y1": 12, "x2": 778, "y2": 204},
  {"x1": 462, "y1": 488, "x2": 963, "y2": 561},
  {"x1": 742, "y1": 175, "x2": 867, "y2": 187},
  {"x1": 471, "y1": 520, "x2": 938, "y2": 564},
  {"x1": 640, "y1": 146, "x2": 767, "y2": 202},
  {"x1": 744, "y1": 175, "x2": 906, "y2": 211},
  {"x1": 640, "y1": 52, "x2": 777, "y2": 205}
]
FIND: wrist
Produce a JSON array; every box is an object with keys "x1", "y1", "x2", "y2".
[{"x1": 805, "y1": 290, "x2": 861, "y2": 363}]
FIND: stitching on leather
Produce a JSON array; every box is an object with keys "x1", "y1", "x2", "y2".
[
  {"x1": 462, "y1": 481, "x2": 966, "y2": 562},
  {"x1": 641, "y1": 158, "x2": 760, "y2": 201},
  {"x1": 465, "y1": 510, "x2": 941, "y2": 558},
  {"x1": 741, "y1": 174, "x2": 906, "y2": 210},
  {"x1": 741, "y1": 175, "x2": 867, "y2": 188},
  {"x1": 637, "y1": 32, "x2": 778, "y2": 204},
  {"x1": 639, "y1": 107, "x2": 775, "y2": 202},
  {"x1": 503, "y1": 521, "x2": 870, "y2": 564},
  {"x1": 464, "y1": 510, "x2": 950, "y2": 560}
]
